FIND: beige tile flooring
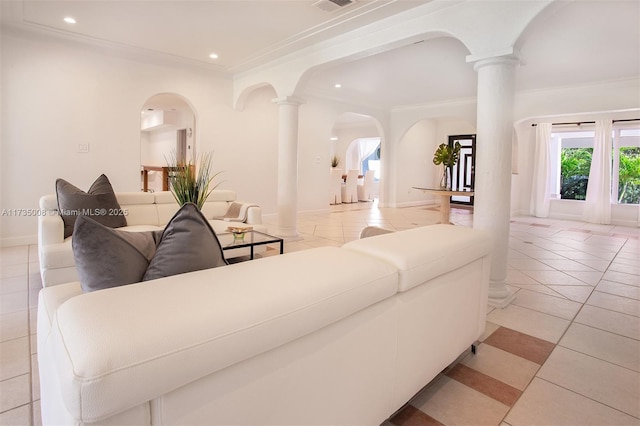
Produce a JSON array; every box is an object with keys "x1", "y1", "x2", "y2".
[{"x1": 1, "y1": 201, "x2": 638, "y2": 425}]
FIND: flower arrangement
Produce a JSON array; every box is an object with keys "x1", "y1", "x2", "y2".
[
  {"x1": 331, "y1": 155, "x2": 340, "y2": 168},
  {"x1": 166, "y1": 151, "x2": 221, "y2": 209}
]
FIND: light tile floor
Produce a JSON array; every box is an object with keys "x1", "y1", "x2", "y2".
[{"x1": 1, "y1": 201, "x2": 638, "y2": 425}]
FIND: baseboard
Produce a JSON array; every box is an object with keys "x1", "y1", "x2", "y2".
[
  {"x1": 515, "y1": 212, "x2": 639, "y2": 228},
  {"x1": 298, "y1": 208, "x2": 332, "y2": 215},
  {"x1": 394, "y1": 200, "x2": 437, "y2": 208}
]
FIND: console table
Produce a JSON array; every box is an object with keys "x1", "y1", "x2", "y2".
[
  {"x1": 141, "y1": 165, "x2": 195, "y2": 192},
  {"x1": 412, "y1": 187, "x2": 474, "y2": 224}
]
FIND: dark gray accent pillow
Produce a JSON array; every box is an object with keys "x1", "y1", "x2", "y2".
[
  {"x1": 72, "y1": 215, "x2": 160, "y2": 292},
  {"x1": 56, "y1": 174, "x2": 127, "y2": 238},
  {"x1": 144, "y1": 203, "x2": 228, "y2": 281},
  {"x1": 72, "y1": 203, "x2": 227, "y2": 292}
]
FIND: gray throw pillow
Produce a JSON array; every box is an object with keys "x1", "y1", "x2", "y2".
[
  {"x1": 72, "y1": 215, "x2": 160, "y2": 292},
  {"x1": 56, "y1": 174, "x2": 127, "y2": 238},
  {"x1": 144, "y1": 203, "x2": 228, "y2": 281},
  {"x1": 72, "y1": 203, "x2": 227, "y2": 292}
]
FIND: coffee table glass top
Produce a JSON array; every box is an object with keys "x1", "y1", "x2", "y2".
[{"x1": 217, "y1": 230, "x2": 282, "y2": 249}]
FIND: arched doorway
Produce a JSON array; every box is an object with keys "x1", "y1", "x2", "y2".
[
  {"x1": 139, "y1": 93, "x2": 196, "y2": 192},
  {"x1": 330, "y1": 112, "x2": 383, "y2": 202}
]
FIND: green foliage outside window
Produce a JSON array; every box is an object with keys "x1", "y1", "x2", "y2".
[
  {"x1": 559, "y1": 146, "x2": 640, "y2": 204},
  {"x1": 560, "y1": 148, "x2": 592, "y2": 200},
  {"x1": 618, "y1": 147, "x2": 640, "y2": 204}
]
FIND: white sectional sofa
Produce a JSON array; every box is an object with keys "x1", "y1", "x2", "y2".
[
  {"x1": 37, "y1": 224, "x2": 491, "y2": 425},
  {"x1": 38, "y1": 190, "x2": 264, "y2": 287}
]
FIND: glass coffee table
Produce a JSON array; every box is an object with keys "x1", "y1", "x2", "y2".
[{"x1": 217, "y1": 230, "x2": 284, "y2": 260}]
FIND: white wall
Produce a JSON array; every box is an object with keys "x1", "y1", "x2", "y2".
[
  {"x1": 394, "y1": 119, "x2": 437, "y2": 206},
  {"x1": 142, "y1": 129, "x2": 178, "y2": 166},
  {"x1": 0, "y1": 29, "x2": 391, "y2": 244},
  {"x1": 0, "y1": 29, "x2": 277, "y2": 244},
  {"x1": 214, "y1": 85, "x2": 279, "y2": 216}
]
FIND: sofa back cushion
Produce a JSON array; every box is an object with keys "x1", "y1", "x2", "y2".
[
  {"x1": 207, "y1": 189, "x2": 237, "y2": 202},
  {"x1": 208, "y1": 189, "x2": 236, "y2": 219},
  {"x1": 155, "y1": 190, "x2": 236, "y2": 224},
  {"x1": 343, "y1": 224, "x2": 492, "y2": 292},
  {"x1": 116, "y1": 192, "x2": 159, "y2": 226},
  {"x1": 154, "y1": 191, "x2": 181, "y2": 225},
  {"x1": 200, "y1": 202, "x2": 231, "y2": 220}
]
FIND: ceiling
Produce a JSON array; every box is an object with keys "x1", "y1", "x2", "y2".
[
  {"x1": 1, "y1": 0, "x2": 430, "y2": 72},
  {"x1": 2, "y1": 0, "x2": 638, "y2": 110}
]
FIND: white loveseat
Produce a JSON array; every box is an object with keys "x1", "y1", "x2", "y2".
[
  {"x1": 37, "y1": 224, "x2": 491, "y2": 425},
  {"x1": 38, "y1": 190, "x2": 264, "y2": 287}
]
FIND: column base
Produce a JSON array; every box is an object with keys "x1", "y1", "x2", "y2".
[{"x1": 487, "y1": 281, "x2": 517, "y2": 308}]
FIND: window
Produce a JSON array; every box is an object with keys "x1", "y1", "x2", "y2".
[
  {"x1": 345, "y1": 137, "x2": 381, "y2": 179},
  {"x1": 614, "y1": 128, "x2": 640, "y2": 204},
  {"x1": 550, "y1": 131, "x2": 593, "y2": 200},
  {"x1": 362, "y1": 144, "x2": 381, "y2": 180},
  {"x1": 549, "y1": 126, "x2": 639, "y2": 205}
]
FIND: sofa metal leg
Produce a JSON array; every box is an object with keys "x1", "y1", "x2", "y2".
[{"x1": 471, "y1": 343, "x2": 477, "y2": 354}]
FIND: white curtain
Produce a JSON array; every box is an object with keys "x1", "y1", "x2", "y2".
[
  {"x1": 346, "y1": 138, "x2": 379, "y2": 172},
  {"x1": 530, "y1": 123, "x2": 552, "y2": 217},
  {"x1": 583, "y1": 119, "x2": 613, "y2": 224}
]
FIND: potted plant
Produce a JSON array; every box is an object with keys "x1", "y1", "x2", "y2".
[
  {"x1": 432, "y1": 142, "x2": 461, "y2": 190},
  {"x1": 331, "y1": 155, "x2": 340, "y2": 168},
  {"x1": 166, "y1": 151, "x2": 221, "y2": 209}
]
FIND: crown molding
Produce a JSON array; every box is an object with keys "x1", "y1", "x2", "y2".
[{"x1": 1, "y1": 21, "x2": 231, "y2": 77}]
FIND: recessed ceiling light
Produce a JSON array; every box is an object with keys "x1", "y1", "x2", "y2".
[
  {"x1": 209, "y1": 53, "x2": 219, "y2": 60},
  {"x1": 334, "y1": 83, "x2": 342, "y2": 88},
  {"x1": 63, "y1": 17, "x2": 76, "y2": 24}
]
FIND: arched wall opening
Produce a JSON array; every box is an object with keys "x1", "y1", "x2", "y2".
[
  {"x1": 139, "y1": 93, "x2": 197, "y2": 192},
  {"x1": 394, "y1": 116, "x2": 476, "y2": 207},
  {"x1": 330, "y1": 112, "x2": 384, "y2": 202}
]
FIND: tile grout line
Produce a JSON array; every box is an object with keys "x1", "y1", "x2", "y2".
[
  {"x1": 27, "y1": 247, "x2": 35, "y2": 426},
  {"x1": 499, "y1": 235, "x2": 638, "y2": 422},
  {"x1": 534, "y1": 376, "x2": 640, "y2": 421}
]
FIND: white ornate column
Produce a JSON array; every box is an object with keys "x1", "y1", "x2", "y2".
[
  {"x1": 470, "y1": 54, "x2": 520, "y2": 308},
  {"x1": 273, "y1": 96, "x2": 304, "y2": 239}
]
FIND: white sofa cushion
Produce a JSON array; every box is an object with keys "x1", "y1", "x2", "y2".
[
  {"x1": 37, "y1": 281, "x2": 84, "y2": 340},
  {"x1": 153, "y1": 191, "x2": 180, "y2": 224},
  {"x1": 116, "y1": 192, "x2": 159, "y2": 226},
  {"x1": 39, "y1": 240, "x2": 75, "y2": 269},
  {"x1": 48, "y1": 247, "x2": 398, "y2": 423},
  {"x1": 207, "y1": 189, "x2": 236, "y2": 202},
  {"x1": 343, "y1": 224, "x2": 492, "y2": 292}
]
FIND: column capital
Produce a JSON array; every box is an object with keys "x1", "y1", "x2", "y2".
[
  {"x1": 466, "y1": 47, "x2": 523, "y2": 71},
  {"x1": 272, "y1": 95, "x2": 305, "y2": 106}
]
